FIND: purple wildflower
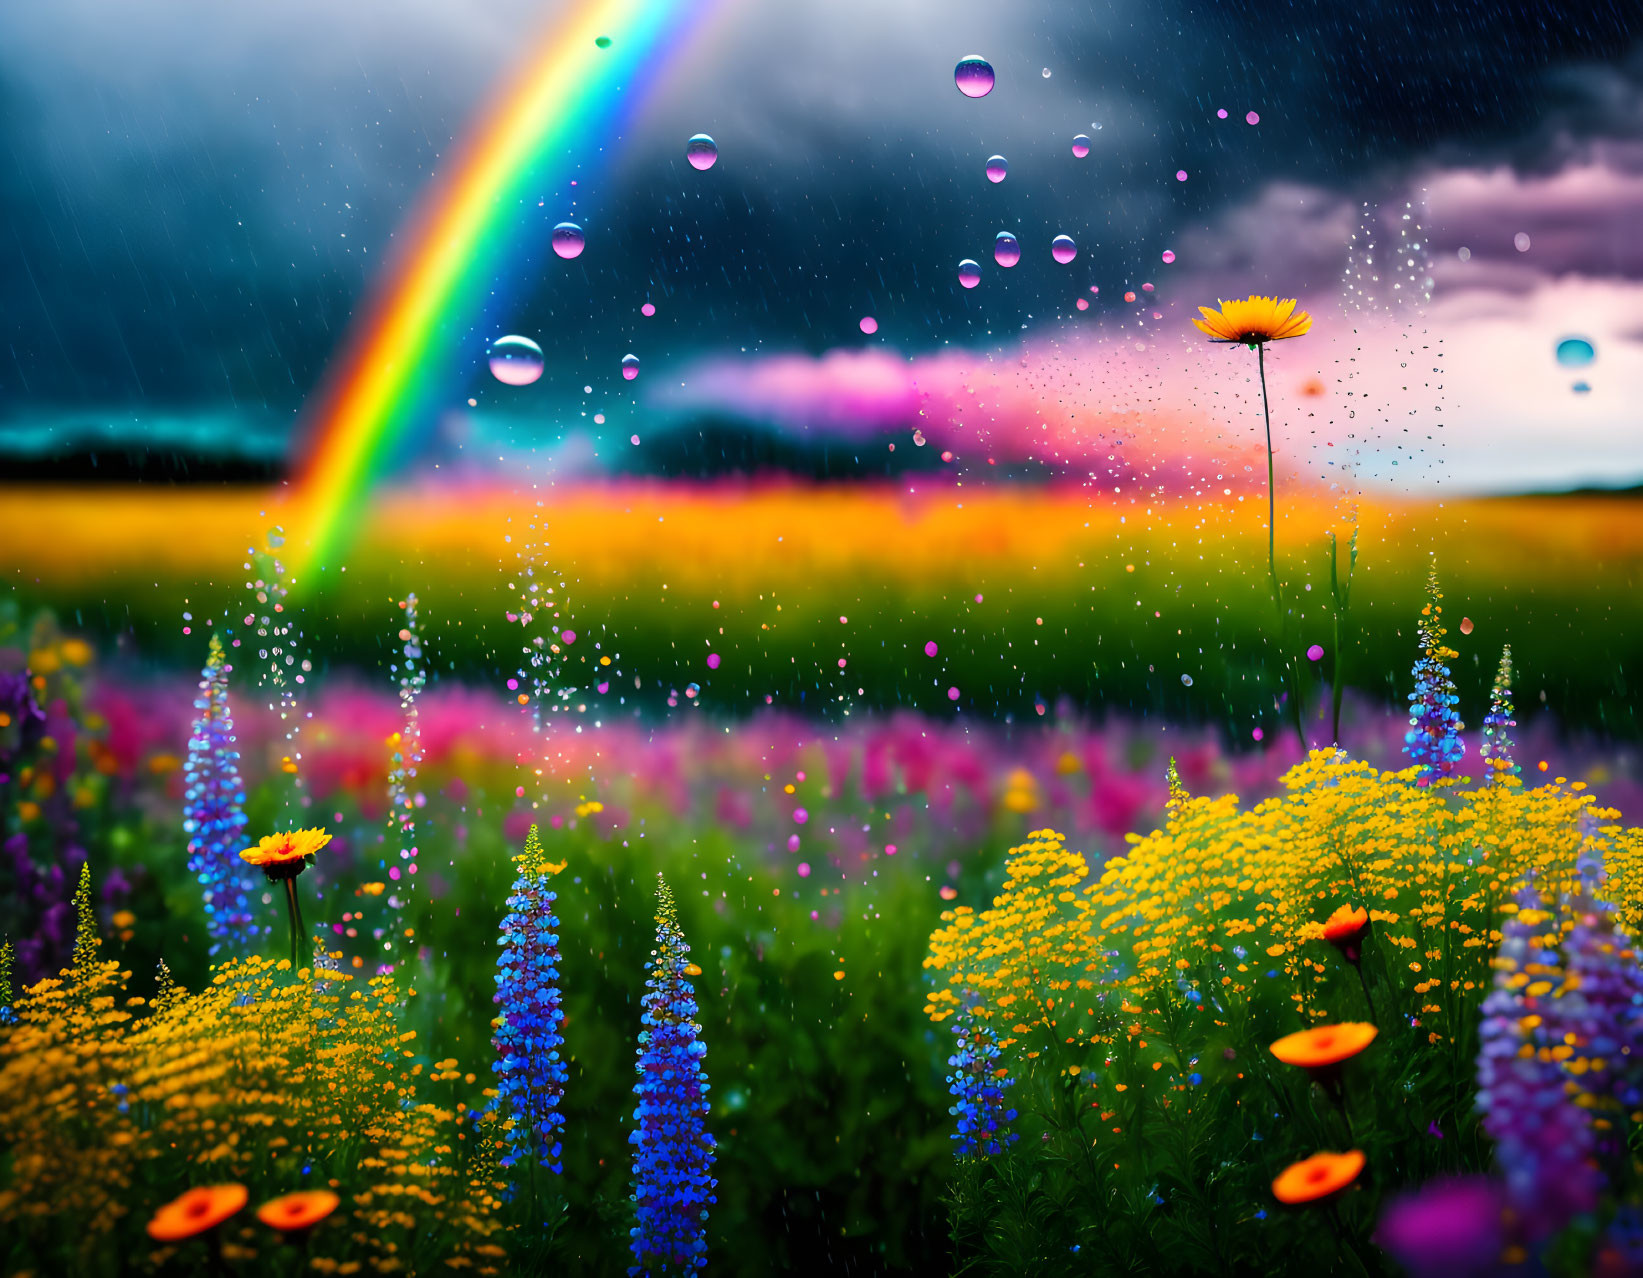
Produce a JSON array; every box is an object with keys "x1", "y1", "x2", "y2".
[
  {"x1": 629, "y1": 874, "x2": 716, "y2": 1275},
  {"x1": 1375, "y1": 1176, "x2": 1504, "y2": 1278},
  {"x1": 1403, "y1": 561, "x2": 1464, "y2": 784},
  {"x1": 182, "y1": 634, "x2": 254, "y2": 954}
]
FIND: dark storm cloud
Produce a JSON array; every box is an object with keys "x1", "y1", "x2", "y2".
[{"x1": 0, "y1": 0, "x2": 1640, "y2": 437}]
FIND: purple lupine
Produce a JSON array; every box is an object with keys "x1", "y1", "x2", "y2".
[
  {"x1": 182, "y1": 633, "x2": 254, "y2": 954},
  {"x1": 1475, "y1": 896, "x2": 1600, "y2": 1241},
  {"x1": 629, "y1": 874, "x2": 716, "y2": 1275},
  {"x1": 1403, "y1": 561, "x2": 1464, "y2": 784},
  {"x1": 1550, "y1": 901, "x2": 1643, "y2": 1168}
]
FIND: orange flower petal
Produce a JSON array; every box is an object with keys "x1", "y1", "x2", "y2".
[
  {"x1": 1272, "y1": 1150, "x2": 1365, "y2": 1204},
  {"x1": 256, "y1": 1189, "x2": 340, "y2": 1232},
  {"x1": 1269, "y1": 1022, "x2": 1377, "y2": 1070},
  {"x1": 146, "y1": 1183, "x2": 249, "y2": 1241}
]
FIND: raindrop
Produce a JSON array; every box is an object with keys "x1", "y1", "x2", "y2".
[
  {"x1": 1457, "y1": 246, "x2": 1471, "y2": 261},
  {"x1": 859, "y1": 316, "x2": 879, "y2": 334},
  {"x1": 1072, "y1": 134, "x2": 1091, "y2": 158},
  {"x1": 1555, "y1": 336, "x2": 1595, "y2": 367},
  {"x1": 994, "y1": 232, "x2": 1020, "y2": 268},
  {"x1": 954, "y1": 56, "x2": 995, "y2": 98},
  {"x1": 551, "y1": 222, "x2": 585, "y2": 259},
  {"x1": 1041, "y1": 67, "x2": 1051, "y2": 78},
  {"x1": 488, "y1": 335, "x2": 544, "y2": 387},
  {"x1": 1175, "y1": 169, "x2": 1188, "y2": 182},
  {"x1": 1180, "y1": 674, "x2": 1194, "y2": 687},
  {"x1": 594, "y1": 35, "x2": 612, "y2": 48},
  {"x1": 1245, "y1": 110, "x2": 1260, "y2": 125},
  {"x1": 1076, "y1": 298, "x2": 1089, "y2": 311},
  {"x1": 957, "y1": 259, "x2": 982, "y2": 289},
  {"x1": 1161, "y1": 249, "x2": 1176, "y2": 264},
  {"x1": 1051, "y1": 235, "x2": 1077, "y2": 264},
  {"x1": 621, "y1": 354, "x2": 640, "y2": 381},
  {"x1": 641, "y1": 302, "x2": 656, "y2": 316},
  {"x1": 1514, "y1": 232, "x2": 1531, "y2": 252},
  {"x1": 685, "y1": 134, "x2": 718, "y2": 171},
  {"x1": 985, "y1": 155, "x2": 1008, "y2": 183},
  {"x1": 1459, "y1": 618, "x2": 1474, "y2": 636},
  {"x1": 1216, "y1": 108, "x2": 1228, "y2": 119},
  {"x1": 1306, "y1": 645, "x2": 1325, "y2": 662},
  {"x1": 1573, "y1": 380, "x2": 1593, "y2": 394}
]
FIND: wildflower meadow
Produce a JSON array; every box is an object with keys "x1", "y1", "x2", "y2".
[{"x1": 6, "y1": 8, "x2": 1643, "y2": 1275}]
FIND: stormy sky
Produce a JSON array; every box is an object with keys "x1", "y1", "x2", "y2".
[{"x1": 2, "y1": 0, "x2": 1642, "y2": 490}]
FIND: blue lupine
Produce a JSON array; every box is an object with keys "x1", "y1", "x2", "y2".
[
  {"x1": 182, "y1": 633, "x2": 254, "y2": 954},
  {"x1": 492, "y1": 824, "x2": 567, "y2": 1175},
  {"x1": 946, "y1": 1000, "x2": 1018, "y2": 1159},
  {"x1": 629, "y1": 874, "x2": 716, "y2": 1275},
  {"x1": 1403, "y1": 561, "x2": 1465, "y2": 784},
  {"x1": 1480, "y1": 644, "x2": 1519, "y2": 784}
]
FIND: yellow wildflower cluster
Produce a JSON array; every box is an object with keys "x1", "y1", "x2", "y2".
[
  {"x1": 924, "y1": 829, "x2": 1103, "y2": 1052},
  {"x1": 0, "y1": 873, "x2": 503, "y2": 1274},
  {"x1": 927, "y1": 753, "x2": 1641, "y2": 1049}
]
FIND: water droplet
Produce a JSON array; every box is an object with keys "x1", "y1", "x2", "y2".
[
  {"x1": 1161, "y1": 249, "x2": 1176, "y2": 264},
  {"x1": 621, "y1": 353, "x2": 640, "y2": 381},
  {"x1": 1306, "y1": 645, "x2": 1325, "y2": 661},
  {"x1": 985, "y1": 155, "x2": 1008, "y2": 183},
  {"x1": 1459, "y1": 618, "x2": 1474, "y2": 636},
  {"x1": 1180, "y1": 674, "x2": 1194, "y2": 687},
  {"x1": 594, "y1": 35, "x2": 612, "y2": 48},
  {"x1": 1572, "y1": 380, "x2": 1592, "y2": 394},
  {"x1": 685, "y1": 134, "x2": 718, "y2": 171},
  {"x1": 1051, "y1": 234, "x2": 1077, "y2": 264},
  {"x1": 1176, "y1": 169, "x2": 1189, "y2": 182},
  {"x1": 957, "y1": 259, "x2": 982, "y2": 289},
  {"x1": 1555, "y1": 336, "x2": 1595, "y2": 367},
  {"x1": 1041, "y1": 67, "x2": 1051, "y2": 78},
  {"x1": 1245, "y1": 110, "x2": 1260, "y2": 125},
  {"x1": 1457, "y1": 246, "x2": 1471, "y2": 261},
  {"x1": 912, "y1": 429, "x2": 927, "y2": 446},
  {"x1": 1217, "y1": 108, "x2": 1228, "y2": 119},
  {"x1": 859, "y1": 316, "x2": 878, "y2": 334},
  {"x1": 993, "y1": 232, "x2": 1020, "y2": 268},
  {"x1": 551, "y1": 222, "x2": 585, "y2": 260},
  {"x1": 1514, "y1": 231, "x2": 1531, "y2": 252},
  {"x1": 1123, "y1": 290, "x2": 1136, "y2": 302},
  {"x1": 488, "y1": 335, "x2": 544, "y2": 386},
  {"x1": 925, "y1": 641, "x2": 939, "y2": 657},
  {"x1": 1072, "y1": 134, "x2": 1091, "y2": 158},
  {"x1": 1076, "y1": 297, "x2": 1089, "y2": 311},
  {"x1": 641, "y1": 302, "x2": 656, "y2": 316},
  {"x1": 954, "y1": 55, "x2": 995, "y2": 98}
]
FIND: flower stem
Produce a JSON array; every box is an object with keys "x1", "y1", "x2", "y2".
[
  {"x1": 1256, "y1": 343, "x2": 1306, "y2": 751},
  {"x1": 282, "y1": 877, "x2": 306, "y2": 968}
]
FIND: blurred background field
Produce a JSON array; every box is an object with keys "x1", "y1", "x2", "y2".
[{"x1": 6, "y1": 483, "x2": 1641, "y2": 737}]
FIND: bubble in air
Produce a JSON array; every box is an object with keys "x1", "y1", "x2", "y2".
[
  {"x1": 488, "y1": 335, "x2": 544, "y2": 386},
  {"x1": 551, "y1": 222, "x2": 585, "y2": 259},
  {"x1": 685, "y1": 134, "x2": 718, "y2": 171},
  {"x1": 954, "y1": 56, "x2": 995, "y2": 98},
  {"x1": 1555, "y1": 336, "x2": 1595, "y2": 367},
  {"x1": 993, "y1": 232, "x2": 1020, "y2": 268}
]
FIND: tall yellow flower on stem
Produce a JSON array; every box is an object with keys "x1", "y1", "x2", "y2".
[
  {"x1": 241, "y1": 828, "x2": 331, "y2": 966},
  {"x1": 1193, "y1": 296, "x2": 1313, "y2": 748}
]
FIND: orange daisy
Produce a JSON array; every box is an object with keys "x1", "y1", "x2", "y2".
[
  {"x1": 239, "y1": 828, "x2": 332, "y2": 882},
  {"x1": 146, "y1": 1183, "x2": 248, "y2": 1241},
  {"x1": 1192, "y1": 296, "x2": 1312, "y2": 346},
  {"x1": 1269, "y1": 1022, "x2": 1377, "y2": 1071},
  {"x1": 256, "y1": 1189, "x2": 340, "y2": 1232},
  {"x1": 1321, "y1": 903, "x2": 1370, "y2": 962},
  {"x1": 1272, "y1": 1150, "x2": 1365, "y2": 1204}
]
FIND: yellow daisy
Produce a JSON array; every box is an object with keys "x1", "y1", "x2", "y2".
[
  {"x1": 240, "y1": 828, "x2": 332, "y2": 881},
  {"x1": 1192, "y1": 295, "x2": 1312, "y2": 346}
]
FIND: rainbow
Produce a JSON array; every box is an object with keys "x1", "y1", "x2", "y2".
[{"x1": 289, "y1": 0, "x2": 704, "y2": 577}]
